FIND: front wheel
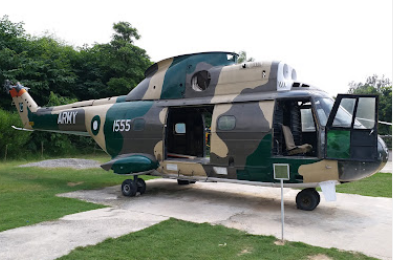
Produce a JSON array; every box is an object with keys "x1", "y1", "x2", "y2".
[
  {"x1": 121, "y1": 179, "x2": 137, "y2": 197},
  {"x1": 296, "y1": 188, "x2": 320, "y2": 211}
]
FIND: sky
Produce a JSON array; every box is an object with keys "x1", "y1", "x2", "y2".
[{"x1": 1, "y1": 0, "x2": 392, "y2": 96}]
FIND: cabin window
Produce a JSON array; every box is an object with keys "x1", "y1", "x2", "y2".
[
  {"x1": 166, "y1": 106, "x2": 214, "y2": 158},
  {"x1": 133, "y1": 118, "x2": 145, "y2": 131},
  {"x1": 175, "y1": 123, "x2": 186, "y2": 134},
  {"x1": 217, "y1": 115, "x2": 236, "y2": 131},
  {"x1": 301, "y1": 109, "x2": 316, "y2": 132},
  {"x1": 227, "y1": 54, "x2": 236, "y2": 62},
  {"x1": 191, "y1": 70, "x2": 211, "y2": 91}
]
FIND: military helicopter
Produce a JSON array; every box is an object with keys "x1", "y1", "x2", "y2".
[{"x1": 4, "y1": 51, "x2": 389, "y2": 211}]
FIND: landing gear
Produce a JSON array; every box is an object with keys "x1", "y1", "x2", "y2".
[
  {"x1": 121, "y1": 179, "x2": 137, "y2": 197},
  {"x1": 136, "y1": 178, "x2": 146, "y2": 195},
  {"x1": 121, "y1": 176, "x2": 147, "y2": 197},
  {"x1": 177, "y1": 179, "x2": 196, "y2": 185},
  {"x1": 296, "y1": 188, "x2": 320, "y2": 211}
]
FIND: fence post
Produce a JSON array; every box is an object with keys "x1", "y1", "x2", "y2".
[
  {"x1": 41, "y1": 141, "x2": 44, "y2": 159},
  {"x1": 4, "y1": 144, "x2": 8, "y2": 162}
]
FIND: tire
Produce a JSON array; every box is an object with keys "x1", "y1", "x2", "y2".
[
  {"x1": 296, "y1": 188, "x2": 319, "y2": 211},
  {"x1": 313, "y1": 189, "x2": 321, "y2": 206},
  {"x1": 121, "y1": 179, "x2": 137, "y2": 197},
  {"x1": 137, "y1": 178, "x2": 146, "y2": 195},
  {"x1": 177, "y1": 179, "x2": 190, "y2": 185}
]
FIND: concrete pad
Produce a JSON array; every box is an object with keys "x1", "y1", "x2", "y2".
[
  {"x1": 0, "y1": 179, "x2": 391, "y2": 260},
  {"x1": 0, "y1": 208, "x2": 168, "y2": 260},
  {"x1": 62, "y1": 180, "x2": 392, "y2": 260}
]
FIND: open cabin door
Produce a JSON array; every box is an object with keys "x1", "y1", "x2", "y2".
[{"x1": 325, "y1": 94, "x2": 378, "y2": 161}]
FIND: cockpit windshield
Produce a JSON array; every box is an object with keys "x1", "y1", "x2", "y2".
[{"x1": 313, "y1": 96, "x2": 365, "y2": 128}]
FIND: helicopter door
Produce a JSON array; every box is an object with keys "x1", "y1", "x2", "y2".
[{"x1": 325, "y1": 94, "x2": 378, "y2": 161}]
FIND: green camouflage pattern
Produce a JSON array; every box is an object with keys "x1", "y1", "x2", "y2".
[{"x1": 6, "y1": 51, "x2": 387, "y2": 188}]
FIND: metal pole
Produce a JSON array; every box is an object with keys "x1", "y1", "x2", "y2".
[{"x1": 281, "y1": 179, "x2": 284, "y2": 242}]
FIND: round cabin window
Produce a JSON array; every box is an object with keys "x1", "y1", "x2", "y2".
[{"x1": 191, "y1": 70, "x2": 211, "y2": 91}]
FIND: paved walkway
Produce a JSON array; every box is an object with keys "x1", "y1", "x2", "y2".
[
  {"x1": 0, "y1": 179, "x2": 391, "y2": 260},
  {"x1": 381, "y1": 161, "x2": 392, "y2": 173}
]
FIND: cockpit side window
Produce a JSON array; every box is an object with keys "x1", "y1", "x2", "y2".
[
  {"x1": 354, "y1": 97, "x2": 376, "y2": 129},
  {"x1": 332, "y1": 98, "x2": 356, "y2": 128},
  {"x1": 314, "y1": 96, "x2": 364, "y2": 129}
]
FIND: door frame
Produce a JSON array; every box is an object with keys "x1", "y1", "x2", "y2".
[{"x1": 324, "y1": 94, "x2": 378, "y2": 161}]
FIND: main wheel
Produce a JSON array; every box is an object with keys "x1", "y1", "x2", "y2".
[
  {"x1": 177, "y1": 179, "x2": 190, "y2": 185},
  {"x1": 136, "y1": 178, "x2": 146, "y2": 195},
  {"x1": 296, "y1": 188, "x2": 320, "y2": 211},
  {"x1": 121, "y1": 179, "x2": 137, "y2": 197},
  {"x1": 313, "y1": 189, "x2": 321, "y2": 206}
]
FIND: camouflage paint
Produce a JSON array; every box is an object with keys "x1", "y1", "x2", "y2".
[
  {"x1": 160, "y1": 52, "x2": 237, "y2": 99},
  {"x1": 111, "y1": 155, "x2": 158, "y2": 174},
  {"x1": 6, "y1": 51, "x2": 387, "y2": 188},
  {"x1": 27, "y1": 107, "x2": 59, "y2": 130},
  {"x1": 239, "y1": 134, "x2": 319, "y2": 183},
  {"x1": 104, "y1": 100, "x2": 154, "y2": 158},
  {"x1": 327, "y1": 130, "x2": 350, "y2": 159}
]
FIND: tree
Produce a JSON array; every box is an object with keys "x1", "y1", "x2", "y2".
[
  {"x1": 349, "y1": 74, "x2": 391, "y2": 93},
  {"x1": 112, "y1": 21, "x2": 140, "y2": 44},
  {"x1": 0, "y1": 16, "x2": 152, "y2": 157},
  {"x1": 237, "y1": 50, "x2": 255, "y2": 64},
  {"x1": 87, "y1": 22, "x2": 151, "y2": 96}
]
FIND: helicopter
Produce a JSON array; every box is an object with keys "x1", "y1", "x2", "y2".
[{"x1": 4, "y1": 51, "x2": 389, "y2": 211}]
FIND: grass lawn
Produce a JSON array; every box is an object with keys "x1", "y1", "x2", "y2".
[
  {"x1": 0, "y1": 155, "x2": 155, "y2": 232},
  {"x1": 0, "y1": 156, "x2": 391, "y2": 232},
  {"x1": 335, "y1": 172, "x2": 392, "y2": 197},
  {"x1": 56, "y1": 218, "x2": 377, "y2": 260},
  {"x1": 0, "y1": 157, "x2": 388, "y2": 260}
]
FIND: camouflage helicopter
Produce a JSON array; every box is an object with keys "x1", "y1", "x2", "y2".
[{"x1": 4, "y1": 51, "x2": 388, "y2": 211}]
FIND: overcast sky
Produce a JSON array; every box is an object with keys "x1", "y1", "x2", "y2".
[{"x1": 1, "y1": 0, "x2": 392, "y2": 96}]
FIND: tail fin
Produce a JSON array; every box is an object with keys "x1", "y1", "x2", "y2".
[{"x1": 4, "y1": 80, "x2": 39, "y2": 130}]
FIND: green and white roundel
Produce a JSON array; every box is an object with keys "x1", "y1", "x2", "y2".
[{"x1": 91, "y1": 115, "x2": 101, "y2": 135}]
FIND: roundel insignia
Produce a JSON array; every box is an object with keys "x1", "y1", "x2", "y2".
[{"x1": 91, "y1": 116, "x2": 101, "y2": 135}]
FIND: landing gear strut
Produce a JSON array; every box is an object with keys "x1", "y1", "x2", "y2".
[
  {"x1": 296, "y1": 188, "x2": 320, "y2": 211},
  {"x1": 121, "y1": 176, "x2": 147, "y2": 197}
]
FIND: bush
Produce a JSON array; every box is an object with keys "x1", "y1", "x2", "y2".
[{"x1": 0, "y1": 109, "x2": 31, "y2": 159}]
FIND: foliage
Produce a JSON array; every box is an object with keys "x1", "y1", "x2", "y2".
[
  {"x1": 0, "y1": 15, "x2": 151, "y2": 107},
  {"x1": 0, "y1": 109, "x2": 31, "y2": 159},
  {"x1": 0, "y1": 15, "x2": 152, "y2": 157},
  {"x1": 237, "y1": 50, "x2": 255, "y2": 64}
]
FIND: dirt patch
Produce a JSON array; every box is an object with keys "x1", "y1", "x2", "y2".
[
  {"x1": 274, "y1": 240, "x2": 286, "y2": 246},
  {"x1": 67, "y1": 182, "x2": 84, "y2": 187},
  {"x1": 237, "y1": 247, "x2": 252, "y2": 256},
  {"x1": 308, "y1": 254, "x2": 333, "y2": 260}
]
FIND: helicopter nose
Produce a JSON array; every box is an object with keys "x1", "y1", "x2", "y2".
[
  {"x1": 377, "y1": 136, "x2": 389, "y2": 163},
  {"x1": 338, "y1": 136, "x2": 388, "y2": 182}
]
